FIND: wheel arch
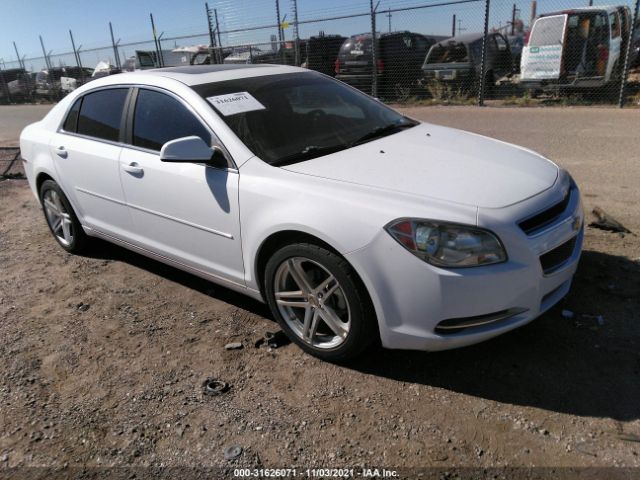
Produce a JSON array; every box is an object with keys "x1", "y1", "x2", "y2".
[
  {"x1": 35, "y1": 171, "x2": 56, "y2": 200},
  {"x1": 254, "y1": 230, "x2": 342, "y2": 295}
]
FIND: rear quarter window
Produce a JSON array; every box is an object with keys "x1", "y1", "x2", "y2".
[{"x1": 62, "y1": 97, "x2": 82, "y2": 132}]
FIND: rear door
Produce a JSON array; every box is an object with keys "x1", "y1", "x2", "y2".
[
  {"x1": 521, "y1": 14, "x2": 567, "y2": 80},
  {"x1": 49, "y1": 87, "x2": 133, "y2": 239}
]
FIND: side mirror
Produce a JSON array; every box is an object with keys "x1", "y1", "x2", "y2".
[{"x1": 160, "y1": 136, "x2": 227, "y2": 168}]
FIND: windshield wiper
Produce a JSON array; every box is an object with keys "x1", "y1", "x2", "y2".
[
  {"x1": 350, "y1": 121, "x2": 417, "y2": 147},
  {"x1": 271, "y1": 144, "x2": 349, "y2": 166}
]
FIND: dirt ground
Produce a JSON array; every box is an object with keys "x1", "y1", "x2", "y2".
[{"x1": 1, "y1": 106, "x2": 639, "y2": 479}]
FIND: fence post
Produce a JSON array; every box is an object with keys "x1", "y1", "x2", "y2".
[
  {"x1": 215, "y1": 9, "x2": 223, "y2": 63},
  {"x1": 477, "y1": 0, "x2": 491, "y2": 106},
  {"x1": 109, "y1": 22, "x2": 122, "y2": 70},
  {"x1": 275, "y1": 0, "x2": 283, "y2": 62},
  {"x1": 205, "y1": 4, "x2": 216, "y2": 65},
  {"x1": 39, "y1": 36, "x2": 52, "y2": 72},
  {"x1": 292, "y1": 0, "x2": 300, "y2": 66},
  {"x1": 12, "y1": 42, "x2": 24, "y2": 70},
  {"x1": 370, "y1": 0, "x2": 378, "y2": 98},
  {"x1": 618, "y1": 0, "x2": 640, "y2": 108}
]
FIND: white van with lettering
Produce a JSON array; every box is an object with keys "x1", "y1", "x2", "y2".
[{"x1": 521, "y1": 6, "x2": 631, "y2": 91}]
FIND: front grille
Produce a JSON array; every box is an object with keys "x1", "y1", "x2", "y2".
[
  {"x1": 539, "y1": 236, "x2": 577, "y2": 274},
  {"x1": 518, "y1": 186, "x2": 573, "y2": 235}
]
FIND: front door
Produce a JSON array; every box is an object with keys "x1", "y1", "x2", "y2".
[{"x1": 118, "y1": 88, "x2": 245, "y2": 287}]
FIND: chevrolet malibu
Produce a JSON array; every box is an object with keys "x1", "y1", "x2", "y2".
[{"x1": 20, "y1": 65, "x2": 584, "y2": 361}]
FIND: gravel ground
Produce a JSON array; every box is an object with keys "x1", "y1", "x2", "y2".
[{"x1": 0, "y1": 105, "x2": 639, "y2": 478}]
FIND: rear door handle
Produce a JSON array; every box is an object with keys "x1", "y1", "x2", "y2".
[
  {"x1": 55, "y1": 146, "x2": 67, "y2": 158},
  {"x1": 123, "y1": 162, "x2": 144, "y2": 175}
]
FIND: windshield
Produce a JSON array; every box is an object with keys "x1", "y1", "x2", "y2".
[{"x1": 193, "y1": 72, "x2": 417, "y2": 165}]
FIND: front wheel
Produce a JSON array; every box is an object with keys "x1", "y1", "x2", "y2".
[{"x1": 264, "y1": 243, "x2": 377, "y2": 362}]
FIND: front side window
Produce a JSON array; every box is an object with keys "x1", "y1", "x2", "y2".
[
  {"x1": 132, "y1": 89, "x2": 212, "y2": 152},
  {"x1": 77, "y1": 88, "x2": 129, "y2": 142},
  {"x1": 193, "y1": 72, "x2": 416, "y2": 166}
]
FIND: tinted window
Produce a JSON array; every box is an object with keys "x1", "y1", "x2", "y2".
[
  {"x1": 193, "y1": 72, "x2": 415, "y2": 165},
  {"x1": 63, "y1": 97, "x2": 82, "y2": 132},
  {"x1": 133, "y1": 89, "x2": 211, "y2": 151},
  {"x1": 77, "y1": 88, "x2": 128, "y2": 142}
]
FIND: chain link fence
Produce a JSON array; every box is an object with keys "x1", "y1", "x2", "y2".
[{"x1": 1, "y1": 0, "x2": 639, "y2": 107}]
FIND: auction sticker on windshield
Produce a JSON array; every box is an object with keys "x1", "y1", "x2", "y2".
[{"x1": 207, "y1": 92, "x2": 266, "y2": 116}]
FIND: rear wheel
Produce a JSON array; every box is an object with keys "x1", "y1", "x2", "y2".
[
  {"x1": 39, "y1": 179, "x2": 88, "y2": 253},
  {"x1": 264, "y1": 243, "x2": 377, "y2": 362}
]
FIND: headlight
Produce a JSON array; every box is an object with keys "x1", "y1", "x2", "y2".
[{"x1": 385, "y1": 219, "x2": 507, "y2": 268}]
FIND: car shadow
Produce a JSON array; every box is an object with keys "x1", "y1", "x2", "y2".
[
  {"x1": 349, "y1": 248, "x2": 640, "y2": 421},
  {"x1": 82, "y1": 238, "x2": 271, "y2": 319},
  {"x1": 82, "y1": 240, "x2": 639, "y2": 421}
]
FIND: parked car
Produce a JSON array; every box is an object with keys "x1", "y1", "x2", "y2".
[
  {"x1": 0, "y1": 68, "x2": 34, "y2": 102},
  {"x1": 520, "y1": 6, "x2": 631, "y2": 91},
  {"x1": 20, "y1": 65, "x2": 584, "y2": 361},
  {"x1": 336, "y1": 31, "x2": 441, "y2": 98},
  {"x1": 422, "y1": 32, "x2": 513, "y2": 94},
  {"x1": 35, "y1": 66, "x2": 94, "y2": 99},
  {"x1": 253, "y1": 40, "x2": 308, "y2": 66},
  {"x1": 223, "y1": 47, "x2": 265, "y2": 64},
  {"x1": 630, "y1": 19, "x2": 640, "y2": 69},
  {"x1": 304, "y1": 34, "x2": 346, "y2": 77}
]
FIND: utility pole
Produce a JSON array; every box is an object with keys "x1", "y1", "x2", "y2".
[
  {"x1": 387, "y1": 9, "x2": 392, "y2": 33},
  {"x1": 452, "y1": 14, "x2": 456, "y2": 36},
  {"x1": 457, "y1": 18, "x2": 466, "y2": 34},
  {"x1": 511, "y1": 4, "x2": 517, "y2": 35},
  {"x1": 292, "y1": 0, "x2": 301, "y2": 66},
  {"x1": 530, "y1": 1, "x2": 537, "y2": 29},
  {"x1": 109, "y1": 22, "x2": 122, "y2": 69}
]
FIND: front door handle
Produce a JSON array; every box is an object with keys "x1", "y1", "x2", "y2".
[
  {"x1": 55, "y1": 146, "x2": 67, "y2": 158},
  {"x1": 123, "y1": 162, "x2": 144, "y2": 175}
]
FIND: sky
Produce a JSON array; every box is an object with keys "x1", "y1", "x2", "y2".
[{"x1": 1, "y1": 0, "x2": 635, "y2": 71}]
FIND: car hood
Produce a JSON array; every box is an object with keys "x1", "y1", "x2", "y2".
[{"x1": 282, "y1": 123, "x2": 558, "y2": 209}]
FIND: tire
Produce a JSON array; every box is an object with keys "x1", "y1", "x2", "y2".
[
  {"x1": 264, "y1": 242, "x2": 377, "y2": 362},
  {"x1": 39, "y1": 179, "x2": 88, "y2": 253}
]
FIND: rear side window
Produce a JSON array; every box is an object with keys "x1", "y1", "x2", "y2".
[
  {"x1": 133, "y1": 89, "x2": 211, "y2": 152},
  {"x1": 63, "y1": 98, "x2": 82, "y2": 132},
  {"x1": 77, "y1": 88, "x2": 129, "y2": 142}
]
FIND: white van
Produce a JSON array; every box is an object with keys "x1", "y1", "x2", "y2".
[{"x1": 521, "y1": 6, "x2": 631, "y2": 89}]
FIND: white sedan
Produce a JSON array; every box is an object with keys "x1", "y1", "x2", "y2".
[{"x1": 20, "y1": 65, "x2": 584, "y2": 361}]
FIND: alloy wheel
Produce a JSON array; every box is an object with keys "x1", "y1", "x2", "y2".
[
  {"x1": 43, "y1": 189, "x2": 74, "y2": 247},
  {"x1": 273, "y1": 256, "x2": 351, "y2": 350}
]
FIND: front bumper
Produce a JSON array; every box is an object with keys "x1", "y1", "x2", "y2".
[{"x1": 346, "y1": 181, "x2": 584, "y2": 351}]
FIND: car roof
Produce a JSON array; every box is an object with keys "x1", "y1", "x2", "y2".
[
  {"x1": 433, "y1": 32, "x2": 486, "y2": 45},
  {"x1": 87, "y1": 64, "x2": 305, "y2": 87},
  {"x1": 539, "y1": 5, "x2": 620, "y2": 16}
]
